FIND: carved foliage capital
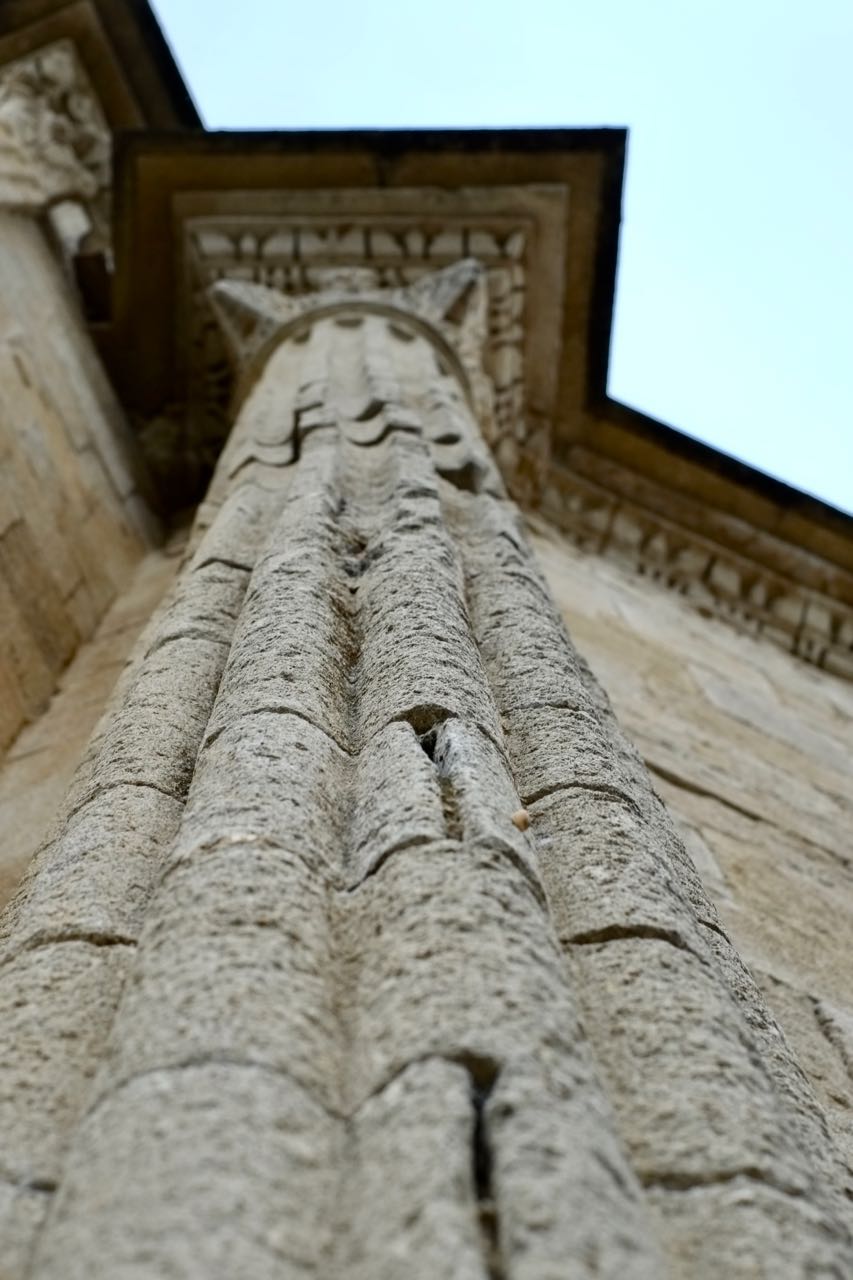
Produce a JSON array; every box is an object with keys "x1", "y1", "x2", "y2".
[{"x1": 0, "y1": 39, "x2": 110, "y2": 212}]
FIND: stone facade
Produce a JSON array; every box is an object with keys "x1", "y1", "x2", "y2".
[{"x1": 0, "y1": 5, "x2": 851, "y2": 1277}]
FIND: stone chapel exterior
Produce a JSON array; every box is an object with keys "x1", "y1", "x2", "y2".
[{"x1": 0, "y1": 2, "x2": 851, "y2": 1276}]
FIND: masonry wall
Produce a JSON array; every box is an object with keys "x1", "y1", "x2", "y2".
[
  {"x1": 0, "y1": 211, "x2": 156, "y2": 753},
  {"x1": 531, "y1": 516, "x2": 853, "y2": 1177}
]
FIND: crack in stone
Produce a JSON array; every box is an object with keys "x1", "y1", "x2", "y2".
[
  {"x1": 144, "y1": 630, "x2": 232, "y2": 658},
  {"x1": 809, "y1": 996, "x2": 853, "y2": 1086},
  {"x1": 563, "y1": 923, "x2": 694, "y2": 954},
  {"x1": 649, "y1": 762, "x2": 853, "y2": 875},
  {"x1": 641, "y1": 1165, "x2": 807, "y2": 1198},
  {"x1": 62, "y1": 778, "x2": 186, "y2": 826},
  {"x1": 201, "y1": 703, "x2": 352, "y2": 758},
  {"x1": 341, "y1": 833, "x2": 436, "y2": 893},
  {"x1": 157, "y1": 829, "x2": 338, "y2": 892},
  {"x1": 467, "y1": 1057, "x2": 504, "y2": 1280},
  {"x1": 0, "y1": 929, "x2": 137, "y2": 977},
  {"x1": 522, "y1": 778, "x2": 645, "y2": 817},
  {"x1": 0, "y1": 1172, "x2": 56, "y2": 1196},
  {"x1": 647, "y1": 762, "x2": 767, "y2": 825},
  {"x1": 194, "y1": 555, "x2": 254, "y2": 574}
]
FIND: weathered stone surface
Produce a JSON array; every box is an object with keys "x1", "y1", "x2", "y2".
[
  {"x1": 337, "y1": 840, "x2": 664, "y2": 1271},
  {"x1": 445, "y1": 488, "x2": 608, "y2": 718},
  {"x1": 91, "y1": 842, "x2": 338, "y2": 1111},
  {"x1": 529, "y1": 786, "x2": 707, "y2": 950},
  {"x1": 5, "y1": 253, "x2": 852, "y2": 1277},
  {"x1": 531, "y1": 520, "x2": 853, "y2": 1195},
  {"x1": 572, "y1": 938, "x2": 810, "y2": 1190},
  {"x1": 0, "y1": 1183, "x2": 49, "y2": 1280},
  {"x1": 489, "y1": 1058, "x2": 665, "y2": 1279},
  {"x1": 505, "y1": 701, "x2": 651, "y2": 809},
  {"x1": 453, "y1": 504, "x2": 853, "y2": 1260},
  {"x1": 0, "y1": 942, "x2": 130, "y2": 1187},
  {"x1": 204, "y1": 440, "x2": 350, "y2": 751},
  {"x1": 345, "y1": 719, "x2": 444, "y2": 885},
  {"x1": 0, "y1": 41, "x2": 110, "y2": 211},
  {"x1": 0, "y1": 380, "x2": 274, "y2": 1268},
  {"x1": 339, "y1": 1059, "x2": 488, "y2": 1280},
  {"x1": 753, "y1": 972, "x2": 853, "y2": 1178},
  {"x1": 0, "y1": 211, "x2": 153, "y2": 749},
  {"x1": 700, "y1": 924, "x2": 853, "y2": 1210},
  {"x1": 64, "y1": 635, "x2": 226, "y2": 816},
  {"x1": 0, "y1": 536, "x2": 184, "y2": 914},
  {"x1": 351, "y1": 433, "x2": 502, "y2": 748},
  {"x1": 147, "y1": 560, "x2": 247, "y2": 652},
  {"x1": 30, "y1": 1066, "x2": 341, "y2": 1280},
  {"x1": 340, "y1": 841, "x2": 566, "y2": 1104},
  {"x1": 431, "y1": 717, "x2": 536, "y2": 883},
  {"x1": 185, "y1": 705, "x2": 348, "y2": 875},
  {"x1": 0, "y1": 784, "x2": 182, "y2": 955},
  {"x1": 647, "y1": 1178, "x2": 852, "y2": 1279}
]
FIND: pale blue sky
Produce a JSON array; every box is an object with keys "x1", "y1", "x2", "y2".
[{"x1": 151, "y1": 0, "x2": 852, "y2": 514}]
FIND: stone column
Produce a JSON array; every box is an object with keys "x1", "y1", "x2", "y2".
[{"x1": 0, "y1": 263, "x2": 850, "y2": 1278}]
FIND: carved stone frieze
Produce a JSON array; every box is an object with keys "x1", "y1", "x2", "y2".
[
  {"x1": 0, "y1": 39, "x2": 111, "y2": 251},
  {"x1": 540, "y1": 462, "x2": 853, "y2": 679}
]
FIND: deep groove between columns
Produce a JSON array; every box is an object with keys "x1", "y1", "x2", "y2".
[
  {"x1": 338, "y1": 511, "x2": 368, "y2": 883},
  {"x1": 466, "y1": 1056, "x2": 505, "y2": 1280},
  {"x1": 416, "y1": 722, "x2": 463, "y2": 841}
]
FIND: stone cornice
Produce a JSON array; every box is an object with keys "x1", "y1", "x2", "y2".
[{"x1": 540, "y1": 451, "x2": 853, "y2": 679}]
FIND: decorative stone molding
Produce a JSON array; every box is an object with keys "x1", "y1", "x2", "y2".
[
  {"x1": 205, "y1": 259, "x2": 502, "y2": 502},
  {"x1": 183, "y1": 212, "x2": 532, "y2": 488},
  {"x1": 0, "y1": 39, "x2": 110, "y2": 249},
  {"x1": 541, "y1": 461, "x2": 853, "y2": 679}
]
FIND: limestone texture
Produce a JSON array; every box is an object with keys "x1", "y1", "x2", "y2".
[
  {"x1": 1, "y1": 265, "x2": 851, "y2": 1280},
  {"x1": 533, "y1": 518, "x2": 853, "y2": 1199},
  {"x1": 0, "y1": 212, "x2": 156, "y2": 752}
]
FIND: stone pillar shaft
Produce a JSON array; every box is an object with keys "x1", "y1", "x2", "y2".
[{"x1": 0, "y1": 270, "x2": 850, "y2": 1278}]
